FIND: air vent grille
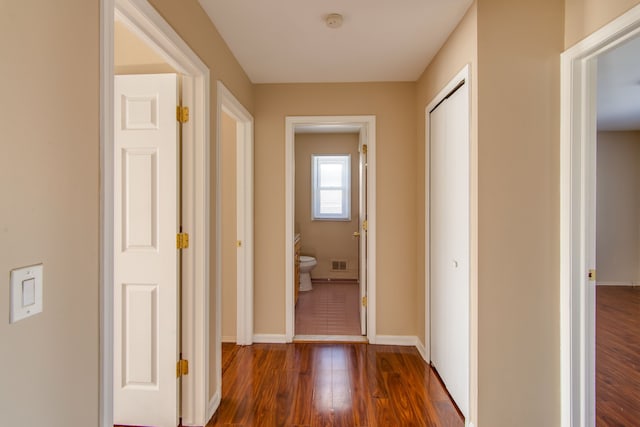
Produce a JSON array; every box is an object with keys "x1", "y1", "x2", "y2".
[{"x1": 331, "y1": 260, "x2": 347, "y2": 271}]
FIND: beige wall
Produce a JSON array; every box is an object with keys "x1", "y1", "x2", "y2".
[
  {"x1": 596, "y1": 131, "x2": 640, "y2": 284},
  {"x1": 115, "y1": 20, "x2": 175, "y2": 74},
  {"x1": 221, "y1": 111, "x2": 238, "y2": 341},
  {"x1": 415, "y1": 0, "x2": 478, "y2": 365},
  {"x1": 146, "y1": 0, "x2": 254, "y2": 401},
  {"x1": 565, "y1": 0, "x2": 640, "y2": 48},
  {"x1": 0, "y1": 0, "x2": 254, "y2": 423},
  {"x1": 476, "y1": 0, "x2": 563, "y2": 425},
  {"x1": 295, "y1": 133, "x2": 360, "y2": 280},
  {"x1": 254, "y1": 82, "x2": 417, "y2": 336},
  {"x1": 0, "y1": 1, "x2": 100, "y2": 425}
]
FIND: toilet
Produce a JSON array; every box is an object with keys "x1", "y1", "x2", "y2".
[{"x1": 299, "y1": 255, "x2": 317, "y2": 291}]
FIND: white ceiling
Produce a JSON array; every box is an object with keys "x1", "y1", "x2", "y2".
[
  {"x1": 199, "y1": 0, "x2": 473, "y2": 84},
  {"x1": 597, "y1": 35, "x2": 640, "y2": 131}
]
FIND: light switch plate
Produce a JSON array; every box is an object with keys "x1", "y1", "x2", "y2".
[{"x1": 10, "y1": 264, "x2": 43, "y2": 323}]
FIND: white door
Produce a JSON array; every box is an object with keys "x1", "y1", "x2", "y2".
[
  {"x1": 429, "y1": 81, "x2": 470, "y2": 417},
  {"x1": 359, "y1": 131, "x2": 368, "y2": 335},
  {"x1": 114, "y1": 73, "x2": 180, "y2": 427}
]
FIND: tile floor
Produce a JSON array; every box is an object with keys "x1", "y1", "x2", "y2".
[{"x1": 295, "y1": 281, "x2": 361, "y2": 335}]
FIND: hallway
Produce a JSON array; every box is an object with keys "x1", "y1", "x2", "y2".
[{"x1": 208, "y1": 342, "x2": 464, "y2": 426}]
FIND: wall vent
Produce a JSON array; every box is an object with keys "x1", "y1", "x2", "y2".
[{"x1": 331, "y1": 260, "x2": 347, "y2": 271}]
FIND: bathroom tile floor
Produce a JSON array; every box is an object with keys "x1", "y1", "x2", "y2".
[{"x1": 295, "y1": 281, "x2": 361, "y2": 335}]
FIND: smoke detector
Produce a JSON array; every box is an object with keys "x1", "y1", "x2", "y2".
[{"x1": 325, "y1": 13, "x2": 343, "y2": 29}]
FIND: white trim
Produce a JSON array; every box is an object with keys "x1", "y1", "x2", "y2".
[
  {"x1": 216, "y1": 81, "x2": 254, "y2": 349},
  {"x1": 425, "y1": 64, "x2": 474, "y2": 425},
  {"x1": 415, "y1": 338, "x2": 427, "y2": 361},
  {"x1": 375, "y1": 335, "x2": 422, "y2": 347},
  {"x1": 101, "y1": 1, "x2": 210, "y2": 426},
  {"x1": 253, "y1": 334, "x2": 288, "y2": 344},
  {"x1": 285, "y1": 116, "x2": 377, "y2": 344},
  {"x1": 207, "y1": 392, "x2": 221, "y2": 424},
  {"x1": 596, "y1": 282, "x2": 639, "y2": 286},
  {"x1": 293, "y1": 335, "x2": 368, "y2": 343},
  {"x1": 560, "y1": 5, "x2": 640, "y2": 427}
]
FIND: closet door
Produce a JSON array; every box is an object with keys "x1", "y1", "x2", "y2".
[{"x1": 429, "y1": 81, "x2": 469, "y2": 418}]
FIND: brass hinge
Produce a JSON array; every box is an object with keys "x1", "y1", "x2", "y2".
[
  {"x1": 176, "y1": 233, "x2": 189, "y2": 249},
  {"x1": 362, "y1": 144, "x2": 368, "y2": 154},
  {"x1": 362, "y1": 220, "x2": 368, "y2": 232},
  {"x1": 362, "y1": 296, "x2": 368, "y2": 307},
  {"x1": 588, "y1": 269, "x2": 596, "y2": 282},
  {"x1": 176, "y1": 106, "x2": 190, "y2": 123},
  {"x1": 237, "y1": 240, "x2": 242, "y2": 248},
  {"x1": 177, "y1": 359, "x2": 189, "y2": 378}
]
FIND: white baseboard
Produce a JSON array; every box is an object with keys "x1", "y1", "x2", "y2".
[
  {"x1": 375, "y1": 335, "x2": 420, "y2": 347},
  {"x1": 597, "y1": 281, "x2": 638, "y2": 286},
  {"x1": 293, "y1": 334, "x2": 368, "y2": 342},
  {"x1": 415, "y1": 338, "x2": 427, "y2": 361},
  {"x1": 252, "y1": 333, "x2": 288, "y2": 343},
  {"x1": 207, "y1": 391, "x2": 221, "y2": 424}
]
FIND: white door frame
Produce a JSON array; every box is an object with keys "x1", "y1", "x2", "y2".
[
  {"x1": 285, "y1": 116, "x2": 377, "y2": 343},
  {"x1": 358, "y1": 129, "x2": 368, "y2": 336},
  {"x1": 425, "y1": 64, "x2": 475, "y2": 426},
  {"x1": 560, "y1": 5, "x2": 640, "y2": 427},
  {"x1": 214, "y1": 80, "x2": 254, "y2": 352},
  {"x1": 100, "y1": 0, "x2": 210, "y2": 425}
]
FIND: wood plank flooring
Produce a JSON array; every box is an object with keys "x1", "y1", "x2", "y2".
[
  {"x1": 596, "y1": 286, "x2": 640, "y2": 426},
  {"x1": 207, "y1": 343, "x2": 464, "y2": 427}
]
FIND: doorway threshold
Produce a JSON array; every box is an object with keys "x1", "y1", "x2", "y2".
[{"x1": 293, "y1": 334, "x2": 368, "y2": 343}]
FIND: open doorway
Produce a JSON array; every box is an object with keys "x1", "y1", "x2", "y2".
[
  {"x1": 293, "y1": 131, "x2": 362, "y2": 337},
  {"x1": 216, "y1": 80, "x2": 254, "y2": 351},
  {"x1": 101, "y1": 0, "x2": 210, "y2": 425},
  {"x1": 560, "y1": 4, "x2": 640, "y2": 426},
  {"x1": 285, "y1": 116, "x2": 376, "y2": 343},
  {"x1": 594, "y1": 34, "x2": 640, "y2": 426}
]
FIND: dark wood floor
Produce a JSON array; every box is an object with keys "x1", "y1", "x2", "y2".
[
  {"x1": 596, "y1": 286, "x2": 640, "y2": 426},
  {"x1": 208, "y1": 342, "x2": 464, "y2": 427}
]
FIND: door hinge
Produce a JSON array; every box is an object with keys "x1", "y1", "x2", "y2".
[
  {"x1": 362, "y1": 296, "x2": 368, "y2": 307},
  {"x1": 362, "y1": 144, "x2": 368, "y2": 154},
  {"x1": 237, "y1": 240, "x2": 242, "y2": 248},
  {"x1": 177, "y1": 359, "x2": 189, "y2": 378},
  {"x1": 177, "y1": 106, "x2": 190, "y2": 123},
  {"x1": 362, "y1": 220, "x2": 368, "y2": 232},
  {"x1": 176, "y1": 233, "x2": 189, "y2": 249},
  {"x1": 588, "y1": 269, "x2": 596, "y2": 282}
]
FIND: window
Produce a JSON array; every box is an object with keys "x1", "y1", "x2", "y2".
[{"x1": 312, "y1": 154, "x2": 351, "y2": 220}]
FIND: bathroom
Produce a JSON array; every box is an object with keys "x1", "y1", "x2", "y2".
[{"x1": 294, "y1": 130, "x2": 362, "y2": 337}]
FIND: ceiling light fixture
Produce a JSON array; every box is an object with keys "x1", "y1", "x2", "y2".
[{"x1": 325, "y1": 13, "x2": 343, "y2": 29}]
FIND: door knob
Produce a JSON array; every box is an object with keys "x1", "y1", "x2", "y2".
[{"x1": 353, "y1": 231, "x2": 361, "y2": 238}]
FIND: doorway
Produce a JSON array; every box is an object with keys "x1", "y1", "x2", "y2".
[
  {"x1": 427, "y1": 65, "x2": 470, "y2": 419},
  {"x1": 101, "y1": 0, "x2": 210, "y2": 426},
  {"x1": 285, "y1": 116, "x2": 376, "y2": 343},
  {"x1": 560, "y1": 4, "x2": 640, "y2": 426},
  {"x1": 293, "y1": 131, "x2": 363, "y2": 338},
  {"x1": 216, "y1": 80, "x2": 254, "y2": 351}
]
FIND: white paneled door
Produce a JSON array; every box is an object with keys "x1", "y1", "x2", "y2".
[
  {"x1": 429, "y1": 80, "x2": 470, "y2": 418},
  {"x1": 114, "y1": 74, "x2": 180, "y2": 427}
]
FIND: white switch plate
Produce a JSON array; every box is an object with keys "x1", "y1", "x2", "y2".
[{"x1": 10, "y1": 264, "x2": 43, "y2": 323}]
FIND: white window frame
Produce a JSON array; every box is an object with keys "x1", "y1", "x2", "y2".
[{"x1": 311, "y1": 154, "x2": 351, "y2": 221}]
